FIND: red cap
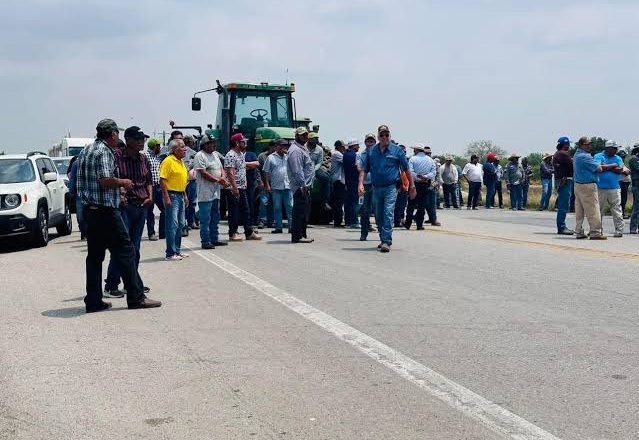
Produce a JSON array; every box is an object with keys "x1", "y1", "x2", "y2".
[
  {"x1": 486, "y1": 152, "x2": 496, "y2": 161},
  {"x1": 230, "y1": 133, "x2": 248, "y2": 143}
]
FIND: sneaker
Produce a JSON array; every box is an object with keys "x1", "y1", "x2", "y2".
[
  {"x1": 630, "y1": 231, "x2": 638, "y2": 235},
  {"x1": 229, "y1": 234, "x2": 244, "y2": 242},
  {"x1": 589, "y1": 235, "x2": 607, "y2": 240},
  {"x1": 257, "y1": 222, "x2": 265, "y2": 229},
  {"x1": 178, "y1": 253, "x2": 190, "y2": 258},
  {"x1": 190, "y1": 224, "x2": 200, "y2": 230},
  {"x1": 575, "y1": 233, "x2": 588, "y2": 239},
  {"x1": 292, "y1": 237, "x2": 314, "y2": 243},
  {"x1": 271, "y1": 229, "x2": 283, "y2": 234},
  {"x1": 322, "y1": 203, "x2": 332, "y2": 211},
  {"x1": 148, "y1": 233, "x2": 158, "y2": 241},
  {"x1": 103, "y1": 289, "x2": 125, "y2": 298},
  {"x1": 202, "y1": 242, "x2": 215, "y2": 250},
  {"x1": 430, "y1": 221, "x2": 441, "y2": 226},
  {"x1": 558, "y1": 228, "x2": 574, "y2": 236},
  {"x1": 416, "y1": 226, "x2": 425, "y2": 230},
  {"x1": 165, "y1": 255, "x2": 183, "y2": 261},
  {"x1": 380, "y1": 243, "x2": 390, "y2": 253},
  {"x1": 212, "y1": 241, "x2": 228, "y2": 246},
  {"x1": 247, "y1": 232, "x2": 263, "y2": 240},
  {"x1": 613, "y1": 232, "x2": 623, "y2": 238},
  {"x1": 360, "y1": 235, "x2": 367, "y2": 241}
]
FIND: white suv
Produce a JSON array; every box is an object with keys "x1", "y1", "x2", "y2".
[{"x1": 0, "y1": 152, "x2": 72, "y2": 246}]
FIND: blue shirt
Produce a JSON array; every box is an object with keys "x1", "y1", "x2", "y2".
[
  {"x1": 482, "y1": 162, "x2": 497, "y2": 185},
  {"x1": 357, "y1": 149, "x2": 372, "y2": 185},
  {"x1": 361, "y1": 143, "x2": 409, "y2": 187},
  {"x1": 343, "y1": 149, "x2": 359, "y2": 187},
  {"x1": 264, "y1": 153, "x2": 289, "y2": 190},
  {"x1": 245, "y1": 151, "x2": 259, "y2": 186},
  {"x1": 594, "y1": 152, "x2": 623, "y2": 189},
  {"x1": 573, "y1": 148, "x2": 599, "y2": 184},
  {"x1": 408, "y1": 152, "x2": 436, "y2": 181}
]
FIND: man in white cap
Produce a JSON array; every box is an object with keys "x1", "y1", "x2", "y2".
[
  {"x1": 594, "y1": 140, "x2": 625, "y2": 237},
  {"x1": 404, "y1": 143, "x2": 436, "y2": 230},
  {"x1": 343, "y1": 139, "x2": 361, "y2": 228},
  {"x1": 357, "y1": 133, "x2": 377, "y2": 240}
]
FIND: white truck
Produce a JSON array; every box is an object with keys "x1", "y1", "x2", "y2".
[{"x1": 49, "y1": 137, "x2": 94, "y2": 158}]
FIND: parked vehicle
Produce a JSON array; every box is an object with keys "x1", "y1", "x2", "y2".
[
  {"x1": 0, "y1": 152, "x2": 72, "y2": 246},
  {"x1": 49, "y1": 137, "x2": 93, "y2": 158}
]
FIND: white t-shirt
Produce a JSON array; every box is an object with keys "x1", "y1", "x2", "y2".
[
  {"x1": 194, "y1": 150, "x2": 223, "y2": 201},
  {"x1": 462, "y1": 162, "x2": 483, "y2": 183}
]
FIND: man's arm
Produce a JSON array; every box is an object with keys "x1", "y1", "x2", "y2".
[
  {"x1": 225, "y1": 167, "x2": 239, "y2": 196},
  {"x1": 287, "y1": 150, "x2": 306, "y2": 192},
  {"x1": 246, "y1": 161, "x2": 260, "y2": 170},
  {"x1": 160, "y1": 178, "x2": 171, "y2": 207}
]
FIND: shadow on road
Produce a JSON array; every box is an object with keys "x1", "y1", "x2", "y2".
[
  {"x1": 341, "y1": 247, "x2": 379, "y2": 252},
  {"x1": 0, "y1": 233, "x2": 63, "y2": 254},
  {"x1": 41, "y1": 306, "x2": 129, "y2": 318},
  {"x1": 140, "y1": 256, "x2": 170, "y2": 263},
  {"x1": 265, "y1": 240, "x2": 291, "y2": 245},
  {"x1": 61, "y1": 296, "x2": 85, "y2": 302}
]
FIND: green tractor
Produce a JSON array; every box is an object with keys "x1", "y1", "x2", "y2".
[{"x1": 192, "y1": 80, "x2": 303, "y2": 154}]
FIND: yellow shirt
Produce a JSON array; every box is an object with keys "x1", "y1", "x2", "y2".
[{"x1": 159, "y1": 154, "x2": 188, "y2": 192}]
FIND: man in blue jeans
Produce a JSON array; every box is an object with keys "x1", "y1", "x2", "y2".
[
  {"x1": 539, "y1": 153, "x2": 554, "y2": 210},
  {"x1": 359, "y1": 125, "x2": 416, "y2": 253},
  {"x1": 104, "y1": 126, "x2": 153, "y2": 297},
  {"x1": 264, "y1": 139, "x2": 293, "y2": 233},
  {"x1": 343, "y1": 139, "x2": 360, "y2": 228},
  {"x1": 193, "y1": 135, "x2": 229, "y2": 249},
  {"x1": 505, "y1": 153, "x2": 524, "y2": 210},
  {"x1": 482, "y1": 153, "x2": 497, "y2": 209},
  {"x1": 552, "y1": 136, "x2": 575, "y2": 235},
  {"x1": 357, "y1": 133, "x2": 377, "y2": 240}
]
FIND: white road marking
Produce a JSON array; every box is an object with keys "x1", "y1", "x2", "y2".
[{"x1": 186, "y1": 242, "x2": 562, "y2": 440}]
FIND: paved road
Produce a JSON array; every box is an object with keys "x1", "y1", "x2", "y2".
[{"x1": 1, "y1": 208, "x2": 638, "y2": 439}]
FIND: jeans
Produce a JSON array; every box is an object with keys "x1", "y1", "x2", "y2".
[
  {"x1": 331, "y1": 181, "x2": 346, "y2": 226},
  {"x1": 272, "y1": 189, "x2": 293, "y2": 230},
  {"x1": 75, "y1": 196, "x2": 87, "y2": 237},
  {"x1": 247, "y1": 182, "x2": 257, "y2": 225},
  {"x1": 148, "y1": 185, "x2": 165, "y2": 239},
  {"x1": 345, "y1": 182, "x2": 359, "y2": 226},
  {"x1": 373, "y1": 185, "x2": 398, "y2": 245},
  {"x1": 394, "y1": 190, "x2": 408, "y2": 225},
  {"x1": 198, "y1": 199, "x2": 220, "y2": 245},
  {"x1": 467, "y1": 181, "x2": 481, "y2": 208},
  {"x1": 185, "y1": 180, "x2": 197, "y2": 227},
  {"x1": 484, "y1": 182, "x2": 496, "y2": 208},
  {"x1": 405, "y1": 182, "x2": 428, "y2": 228},
  {"x1": 426, "y1": 186, "x2": 438, "y2": 222},
  {"x1": 105, "y1": 203, "x2": 146, "y2": 291},
  {"x1": 555, "y1": 179, "x2": 572, "y2": 231},
  {"x1": 165, "y1": 191, "x2": 185, "y2": 257},
  {"x1": 227, "y1": 189, "x2": 253, "y2": 237},
  {"x1": 315, "y1": 169, "x2": 331, "y2": 205},
  {"x1": 258, "y1": 190, "x2": 273, "y2": 226},
  {"x1": 291, "y1": 188, "x2": 310, "y2": 242},
  {"x1": 522, "y1": 183, "x2": 530, "y2": 209},
  {"x1": 509, "y1": 184, "x2": 523, "y2": 210},
  {"x1": 495, "y1": 181, "x2": 503, "y2": 207},
  {"x1": 620, "y1": 181, "x2": 630, "y2": 213},
  {"x1": 442, "y1": 183, "x2": 458, "y2": 208},
  {"x1": 360, "y1": 184, "x2": 373, "y2": 238},
  {"x1": 540, "y1": 178, "x2": 552, "y2": 210},
  {"x1": 84, "y1": 205, "x2": 145, "y2": 308},
  {"x1": 630, "y1": 185, "x2": 639, "y2": 232}
]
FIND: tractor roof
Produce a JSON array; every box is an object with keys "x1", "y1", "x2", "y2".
[{"x1": 224, "y1": 82, "x2": 295, "y2": 92}]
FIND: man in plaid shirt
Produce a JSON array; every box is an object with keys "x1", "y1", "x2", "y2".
[
  {"x1": 77, "y1": 119, "x2": 161, "y2": 313},
  {"x1": 145, "y1": 138, "x2": 163, "y2": 240}
]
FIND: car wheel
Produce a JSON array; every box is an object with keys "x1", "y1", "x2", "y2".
[
  {"x1": 56, "y1": 203, "x2": 73, "y2": 236},
  {"x1": 32, "y1": 205, "x2": 49, "y2": 247}
]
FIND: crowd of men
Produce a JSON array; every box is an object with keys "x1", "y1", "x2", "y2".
[{"x1": 69, "y1": 119, "x2": 638, "y2": 313}]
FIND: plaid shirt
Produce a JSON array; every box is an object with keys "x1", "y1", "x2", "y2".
[
  {"x1": 116, "y1": 148, "x2": 152, "y2": 200},
  {"x1": 77, "y1": 139, "x2": 120, "y2": 208},
  {"x1": 145, "y1": 150, "x2": 161, "y2": 185}
]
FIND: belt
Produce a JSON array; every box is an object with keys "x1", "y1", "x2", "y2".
[
  {"x1": 575, "y1": 181, "x2": 596, "y2": 185},
  {"x1": 168, "y1": 190, "x2": 184, "y2": 194}
]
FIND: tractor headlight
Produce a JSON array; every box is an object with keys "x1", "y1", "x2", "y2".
[{"x1": 4, "y1": 194, "x2": 21, "y2": 209}]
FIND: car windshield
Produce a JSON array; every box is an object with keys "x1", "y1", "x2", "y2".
[
  {"x1": 232, "y1": 90, "x2": 293, "y2": 130},
  {"x1": 0, "y1": 159, "x2": 36, "y2": 183},
  {"x1": 53, "y1": 159, "x2": 70, "y2": 174}
]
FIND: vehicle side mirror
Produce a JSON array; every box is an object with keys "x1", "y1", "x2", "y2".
[
  {"x1": 192, "y1": 97, "x2": 201, "y2": 111},
  {"x1": 43, "y1": 172, "x2": 58, "y2": 183}
]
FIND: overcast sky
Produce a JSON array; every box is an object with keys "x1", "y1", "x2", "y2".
[{"x1": 2, "y1": 0, "x2": 638, "y2": 155}]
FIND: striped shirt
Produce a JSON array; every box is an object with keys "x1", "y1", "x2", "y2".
[
  {"x1": 145, "y1": 150, "x2": 162, "y2": 185},
  {"x1": 409, "y1": 152, "x2": 436, "y2": 181},
  {"x1": 115, "y1": 148, "x2": 152, "y2": 200},
  {"x1": 77, "y1": 139, "x2": 120, "y2": 208}
]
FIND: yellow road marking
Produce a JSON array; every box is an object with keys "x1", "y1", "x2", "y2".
[{"x1": 430, "y1": 228, "x2": 639, "y2": 261}]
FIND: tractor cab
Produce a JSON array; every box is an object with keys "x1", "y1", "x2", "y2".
[{"x1": 193, "y1": 81, "x2": 296, "y2": 154}]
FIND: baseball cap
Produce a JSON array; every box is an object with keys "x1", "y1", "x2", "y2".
[
  {"x1": 124, "y1": 126, "x2": 149, "y2": 139},
  {"x1": 96, "y1": 118, "x2": 119, "y2": 133},
  {"x1": 364, "y1": 133, "x2": 376, "y2": 141},
  {"x1": 557, "y1": 136, "x2": 570, "y2": 145},
  {"x1": 200, "y1": 134, "x2": 216, "y2": 145},
  {"x1": 377, "y1": 124, "x2": 390, "y2": 134},
  {"x1": 147, "y1": 138, "x2": 161, "y2": 148},
  {"x1": 486, "y1": 152, "x2": 496, "y2": 161},
  {"x1": 346, "y1": 139, "x2": 359, "y2": 148},
  {"x1": 230, "y1": 133, "x2": 248, "y2": 143},
  {"x1": 308, "y1": 132, "x2": 319, "y2": 139},
  {"x1": 276, "y1": 138, "x2": 289, "y2": 146},
  {"x1": 605, "y1": 140, "x2": 618, "y2": 149},
  {"x1": 295, "y1": 127, "x2": 309, "y2": 136},
  {"x1": 411, "y1": 143, "x2": 425, "y2": 151},
  {"x1": 334, "y1": 140, "x2": 345, "y2": 148}
]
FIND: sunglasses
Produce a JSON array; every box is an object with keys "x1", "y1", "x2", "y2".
[{"x1": 379, "y1": 133, "x2": 390, "y2": 138}]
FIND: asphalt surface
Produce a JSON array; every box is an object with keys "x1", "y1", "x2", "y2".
[{"x1": 1, "y1": 207, "x2": 638, "y2": 440}]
